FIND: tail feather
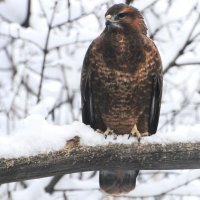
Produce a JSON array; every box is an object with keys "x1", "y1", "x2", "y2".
[{"x1": 99, "y1": 170, "x2": 139, "y2": 195}]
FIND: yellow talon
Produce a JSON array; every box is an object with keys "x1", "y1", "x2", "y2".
[{"x1": 129, "y1": 125, "x2": 149, "y2": 142}]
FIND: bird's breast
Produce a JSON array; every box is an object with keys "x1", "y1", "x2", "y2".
[
  {"x1": 92, "y1": 65, "x2": 144, "y2": 133},
  {"x1": 90, "y1": 34, "x2": 152, "y2": 133}
]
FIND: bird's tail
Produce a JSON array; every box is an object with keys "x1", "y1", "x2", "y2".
[{"x1": 99, "y1": 170, "x2": 139, "y2": 195}]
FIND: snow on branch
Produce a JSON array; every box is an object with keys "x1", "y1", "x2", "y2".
[
  {"x1": 118, "y1": 170, "x2": 200, "y2": 198},
  {"x1": 1, "y1": 140, "x2": 200, "y2": 185},
  {"x1": 0, "y1": 115, "x2": 200, "y2": 184}
]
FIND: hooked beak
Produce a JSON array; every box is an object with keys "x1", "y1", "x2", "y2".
[
  {"x1": 106, "y1": 14, "x2": 112, "y2": 20},
  {"x1": 105, "y1": 14, "x2": 122, "y2": 29},
  {"x1": 105, "y1": 14, "x2": 113, "y2": 26}
]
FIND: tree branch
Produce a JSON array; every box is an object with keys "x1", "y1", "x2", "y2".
[
  {"x1": 163, "y1": 13, "x2": 200, "y2": 74},
  {"x1": 37, "y1": 1, "x2": 58, "y2": 103},
  {"x1": 0, "y1": 140, "x2": 200, "y2": 185}
]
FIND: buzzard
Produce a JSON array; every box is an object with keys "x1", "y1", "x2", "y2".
[{"x1": 81, "y1": 4, "x2": 163, "y2": 194}]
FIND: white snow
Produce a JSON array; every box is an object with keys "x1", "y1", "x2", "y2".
[
  {"x1": 162, "y1": 12, "x2": 199, "y2": 69},
  {"x1": 0, "y1": 114, "x2": 104, "y2": 158},
  {"x1": 0, "y1": 114, "x2": 199, "y2": 159},
  {"x1": 29, "y1": 97, "x2": 56, "y2": 117},
  {"x1": 51, "y1": 0, "x2": 108, "y2": 27},
  {"x1": 0, "y1": 22, "x2": 46, "y2": 49},
  {"x1": 4, "y1": 64, "x2": 25, "y2": 111},
  {"x1": 0, "y1": 50, "x2": 11, "y2": 68},
  {"x1": 134, "y1": 0, "x2": 158, "y2": 11},
  {"x1": 12, "y1": 178, "x2": 53, "y2": 200},
  {"x1": 42, "y1": 80, "x2": 62, "y2": 99},
  {"x1": 53, "y1": 170, "x2": 200, "y2": 198},
  {"x1": 126, "y1": 170, "x2": 200, "y2": 197},
  {"x1": 0, "y1": 0, "x2": 28, "y2": 24}
]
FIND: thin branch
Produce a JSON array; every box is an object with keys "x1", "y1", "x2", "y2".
[
  {"x1": 45, "y1": 175, "x2": 63, "y2": 194},
  {"x1": 37, "y1": 1, "x2": 58, "y2": 103},
  {"x1": 0, "y1": 30, "x2": 43, "y2": 51},
  {"x1": 141, "y1": 0, "x2": 158, "y2": 12},
  {"x1": 21, "y1": 0, "x2": 31, "y2": 28},
  {"x1": 163, "y1": 13, "x2": 200, "y2": 74},
  {"x1": 175, "y1": 62, "x2": 200, "y2": 67}
]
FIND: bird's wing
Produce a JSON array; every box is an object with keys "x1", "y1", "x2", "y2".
[
  {"x1": 80, "y1": 45, "x2": 94, "y2": 126},
  {"x1": 148, "y1": 70, "x2": 163, "y2": 135},
  {"x1": 139, "y1": 37, "x2": 163, "y2": 135}
]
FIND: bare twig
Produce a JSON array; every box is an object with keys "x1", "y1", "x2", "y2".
[
  {"x1": 45, "y1": 175, "x2": 63, "y2": 194},
  {"x1": 163, "y1": 14, "x2": 200, "y2": 74},
  {"x1": 37, "y1": 1, "x2": 58, "y2": 103}
]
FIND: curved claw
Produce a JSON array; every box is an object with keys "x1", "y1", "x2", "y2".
[
  {"x1": 103, "y1": 127, "x2": 114, "y2": 139},
  {"x1": 129, "y1": 125, "x2": 149, "y2": 143}
]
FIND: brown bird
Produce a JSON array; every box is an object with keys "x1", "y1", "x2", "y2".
[{"x1": 81, "y1": 4, "x2": 163, "y2": 195}]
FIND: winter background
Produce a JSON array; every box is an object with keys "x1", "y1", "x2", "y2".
[{"x1": 0, "y1": 0, "x2": 200, "y2": 199}]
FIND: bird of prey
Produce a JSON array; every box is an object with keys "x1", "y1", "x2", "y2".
[{"x1": 81, "y1": 3, "x2": 163, "y2": 195}]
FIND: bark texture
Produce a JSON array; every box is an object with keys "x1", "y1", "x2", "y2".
[{"x1": 0, "y1": 140, "x2": 200, "y2": 184}]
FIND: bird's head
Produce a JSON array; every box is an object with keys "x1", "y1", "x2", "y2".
[{"x1": 105, "y1": 4, "x2": 147, "y2": 34}]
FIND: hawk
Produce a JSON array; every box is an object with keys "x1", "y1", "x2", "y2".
[{"x1": 81, "y1": 4, "x2": 163, "y2": 194}]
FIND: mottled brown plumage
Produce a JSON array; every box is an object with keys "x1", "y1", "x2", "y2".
[{"x1": 81, "y1": 4, "x2": 163, "y2": 195}]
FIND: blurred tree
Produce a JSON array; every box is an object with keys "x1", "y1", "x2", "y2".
[{"x1": 0, "y1": 0, "x2": 200, "y2": 199}]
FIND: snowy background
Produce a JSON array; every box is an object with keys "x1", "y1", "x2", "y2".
[{"x1": 0, "y1": 0, "x2": 200, "y2": 199}]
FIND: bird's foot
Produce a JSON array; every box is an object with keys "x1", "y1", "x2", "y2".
[
  {"x1": 96, "y1": 129, "x2": 103, "y2": 134},
  {"x1": 103, "y1": 127, "x2": 115, "y2": 139},
  {"x1": 129, "y1": 125, "x2": 149, "y2": 142},
  {"x1": 97, "y1": 128, "x2": 116, "y2": 139},
  {"x1": 141, "y1": 132, "x2": 149, "y2": 137},
  {"x1": 112, "y1": 132, "x2": 118, "y2": 140},
  {"x1": 129, "y1": 125, "x2": 141, "y2": 142},
  {"x1": 96, "y1": 128, "x2": 113, "y2": 139}
]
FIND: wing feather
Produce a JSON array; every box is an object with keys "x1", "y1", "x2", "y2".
[
  {"x1": 81, "y1": 46, "x2": 94, "y2": 126},
  {"x1": 148, "y1": 68, "x2": 163, "y2": 134}
]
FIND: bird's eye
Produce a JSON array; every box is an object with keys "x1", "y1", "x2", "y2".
[{"x1": 117, "y1": 13, "x2": 127, "y2": 18}]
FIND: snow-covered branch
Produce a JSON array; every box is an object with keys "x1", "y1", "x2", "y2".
[
  {"x1": 1, "y1": 139, "x2": 200, "y2": 184},
  {"x1": 0, "y1": 115, "x2": 200, "y2": 185},
  {"x1": 0, "y1": 0, "x2": 200, "y2": 199}
]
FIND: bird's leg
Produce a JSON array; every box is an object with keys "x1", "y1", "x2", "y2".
[
  {"x1": 141, "y1": 132, "x2": 149, "y2": 137},
  {"x1": 129, "y1": 125, "x2": 149, "y2": 142},
  {"x1": 129, "y1": 124, "x2": 142, "y2": 142},
  {"x1": 96, "y1": 127, "x2": 117, "y2": 140},
  {"x1": 103, "y1": 127, "x2": 114, "y2": 139},
  {"x1": 96, "y1": 129, "x2": 103, "y2": 134},
  {"x1": 96, "y1": 128, "x2": 116, "y2": 139}
]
